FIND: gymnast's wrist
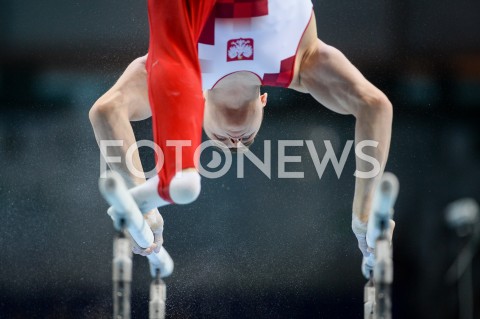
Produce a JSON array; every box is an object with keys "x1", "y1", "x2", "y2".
[{"x1": 351, "y1": 213, "x2": 368, "y2": 235}]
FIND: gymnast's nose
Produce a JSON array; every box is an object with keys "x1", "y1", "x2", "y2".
[{"x1": 229, "y1": 137, "x2": 241, "y2": 146}]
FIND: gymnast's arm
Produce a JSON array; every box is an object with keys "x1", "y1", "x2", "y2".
[
  {"x1": 298, "y1": 39, "x2": 393, "y2": 248},
  {"x1": 89, "y1": 55, "x2": 151, "y2": 187},
  {"x1": 89, "y1": 55, "x2": 164, "y2": 256}
]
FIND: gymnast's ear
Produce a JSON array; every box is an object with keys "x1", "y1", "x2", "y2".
[{"x1": 260, "y1": 92, "x2": 268, "y2": 107}]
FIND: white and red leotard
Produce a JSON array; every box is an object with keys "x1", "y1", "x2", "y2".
[{"x1": 198, "y1": 0, "x2": 313, "y2": 89}]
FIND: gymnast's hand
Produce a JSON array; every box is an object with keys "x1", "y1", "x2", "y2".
[
  {"x1": 351, "y1": 215, "x2": 395, "y2": 276},
  {"x1": 131, "y1": 208, "x2": 164, "y2": 256}
]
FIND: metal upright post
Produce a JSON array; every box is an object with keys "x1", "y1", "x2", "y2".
[
  {"x1": 364, "y1": 278, "x2": 376, "y2": 319},
  {"x1": 445, "y1": 198, "x2": 480, "y2": 319},
  {"x1": 362, "y1": 173, "x2": 399, "y2": 319},
  {"x1": 113, "y1": 223, "x2": 132, "y2": 319},
  {"x1": 374, "y1": 236, "x2": 393, "y2": 319},
  {"x1": 149, "y1": 270, "x2": 167, "y2": 319}
]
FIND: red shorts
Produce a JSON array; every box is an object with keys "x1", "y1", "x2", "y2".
[{"x1": 146, "y1": 0, "x2": 216, "y2": 202}]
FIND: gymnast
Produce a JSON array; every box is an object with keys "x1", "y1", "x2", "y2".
[{"x1": 89, "y1": 0, "x2": 393, "y2": 269}]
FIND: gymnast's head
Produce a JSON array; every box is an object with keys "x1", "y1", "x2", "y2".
[{"x1": 203, "y1": 85, "x2": 267, "y2": 150}]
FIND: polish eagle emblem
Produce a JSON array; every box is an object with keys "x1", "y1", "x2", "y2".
[{"x1": 227, "y1": 38, "x2": 254, "y2": 62}]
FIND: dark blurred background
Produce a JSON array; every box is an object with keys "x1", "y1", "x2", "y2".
[{"x1": 1, "y1": 1, "x2": 480, "y2": 318}]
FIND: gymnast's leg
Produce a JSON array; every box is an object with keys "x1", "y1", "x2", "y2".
[{"x1": 145, "y1": 0, "x2": 216, "y2": 204}]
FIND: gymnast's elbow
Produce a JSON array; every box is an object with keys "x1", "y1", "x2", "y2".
[
  {"x1": 89, "y1": 90, "x2": 126, "y2": 126},
  {"x1": 355, "y1": 90, "x2": 393, "y2": 123}
]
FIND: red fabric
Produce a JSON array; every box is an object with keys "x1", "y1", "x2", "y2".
[
  {"x1": 146, "y1": 0, "x2": 216, "y2": 202},
  {"x1": 198, "y1": 11, "x2": 216, "y2": 45},
  {"x1": 199, "y1": 0, "x2": 268, "y2": 45},
  {"x1": 262, "y1": 55, "x2": 296, "y2": 87},
  {"x1": 216, "y1": 0, "x2": 268, "y2": 18}
]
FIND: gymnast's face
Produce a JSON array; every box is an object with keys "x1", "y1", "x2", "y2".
[{"x1": 203, "y1": 92, "x2": 267, "y2": 149}]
